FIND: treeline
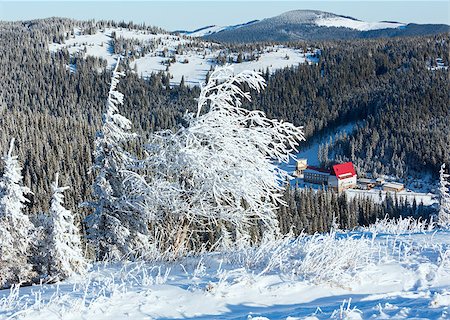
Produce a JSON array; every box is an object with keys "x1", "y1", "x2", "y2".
[{"x1": 277, "y1": 187, "x2": 434, "y2": 235}]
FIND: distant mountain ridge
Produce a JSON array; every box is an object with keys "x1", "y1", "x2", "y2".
[{"x1": 181, "y1": 9, "x2": 449, "y2": 43}]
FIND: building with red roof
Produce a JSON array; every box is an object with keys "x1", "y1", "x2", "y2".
[{"x1": 328, "y1": 162, "x2": 357, "y2": 192}]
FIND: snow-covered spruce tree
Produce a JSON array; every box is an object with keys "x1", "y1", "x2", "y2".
[
  {"x1": 438, "y1": 163, "x2": 450, "y2": 226},
  {"x1": 84, "y1": 57, "x2": 150, "y2": 261},
  {"x1": 134, "y1": 66, "x2": 305, "y2": 255},
  {"x1": 46, "y1": 173, "x2": 86, "y2": 280},
  {"x1": 0, "y1": 138, "x2": 34, "y2": 288}
]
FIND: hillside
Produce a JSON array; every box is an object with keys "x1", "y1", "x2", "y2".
[
  {"x1": 49, "y1": 25, "x2": 317, "y2": 86},
  {"x1": 203, "y1": 9, "x2": 449, "y2": 43},
  {"x1": 2, "y1": 222, "x2": 450, "y2": 319},
  {"x1": 177, "y1": 19, "x2": 259, "y2": 37},
  {"x1": 0, "y1": 18, "x2": 448, "y2": 217}
]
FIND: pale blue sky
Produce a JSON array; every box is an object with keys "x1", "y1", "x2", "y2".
[{"x1": 0, "y1": 1, "x2": 448, "y2": 31}]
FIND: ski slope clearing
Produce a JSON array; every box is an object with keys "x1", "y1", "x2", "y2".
[
  {"x1": 48, "y1": 27, "x2": 317, "y2": 86},
  {"x1": 48, "y1": 27, "x2": 171, "y2": 68},
  {"x1": 2, "y1": 221, "x2": 450, "y2": 319},
  {"x1": 131, "y1": 47, "x2": 315, "y2": 86},
  {"x1": 316, "y1": 17, "x2": 405, "y2": 31},
  {"x1": 184, "y1": 25, "x2": 230, "y2": 37},
  {"x1": 181, "y1": 20, "x2": 259, "y2": 37},
  {"x1": 279, "y1": 122, "x2": 357, "y2": 173}
]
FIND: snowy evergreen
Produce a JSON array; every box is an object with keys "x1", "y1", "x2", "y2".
[
  {"x1": 137, "y1": 66, "x2": 305, "y2": 255},
  {"x1": 438, "y1": 163, "x2": 450, "y2": 226},
  {"x1": 84, "y1": 57, "x2": 149, "y2": 261},
  {"x1": 0, "y1": 138, "x2": 34, "y2": 288},
  {"x1": 46, "y1": 173, "x2": 86, "y2": 280}
]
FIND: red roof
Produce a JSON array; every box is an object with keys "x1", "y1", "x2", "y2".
[{"x1": 331, "y1": 162, "x2": 356, "y2": 180}]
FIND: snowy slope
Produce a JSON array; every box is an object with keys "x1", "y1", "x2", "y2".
[
  {"x1": 49, "y1": 27, "x2": 168, "y2": 67},
  {"x1": 2, "y1": 223, "x2": 450, "y2": 319},
  {"x1": 316, "y1": 17, "x2": 405, "y2": 31},
  {"x1": 182, "y1": 20, "x2": 259, "y2": 37},
  {"x1": 261, "y1": 10, "x2": 405, "y2": 31},
  {"x1": 187, "y1": 11, "x2": 405, "y2": 38},
  {"x1": 49, "y1": 27, "x2": 318, "y2": 86},
  {"x1": 275, "y1": 10, "x2": 406, "y2": 31},
  {"x1": 130, "y1": 46, "x2": 317, "y2": 86},
  {"x1": 186, "y1": 25, "x2": 229, "y2": 37}
]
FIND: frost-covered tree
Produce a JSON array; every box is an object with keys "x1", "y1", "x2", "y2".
[
  {"x1": 438, "y1": 163, "x2": 450, "y2": 226},
  {"x1": 0, "y1": 138, "x2": 34, "y2": 288},
  {"x1": 46, "y1": 173, "x2": 86, "y2": 280},
  {"x1": 135, "y1": 66, "x2": 305, "y2": 254},
  {"x1": 85, "y1": 57, "x2": 149, "y2": 261}
]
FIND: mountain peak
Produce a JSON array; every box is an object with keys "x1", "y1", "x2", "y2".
[
  {"x1": 272, "y1": 9, "x2": 344, "y2": 24},
  {"x1": 201, "y1": 9, "x2": 448, "y2": 43}
]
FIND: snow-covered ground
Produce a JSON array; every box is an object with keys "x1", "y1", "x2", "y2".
[
  {"x1": 181, "y1": 20, "x2": 258, "y2": 37},
  {"x1": 346, "y1": 188, "x2": 438, "y2": 206},
  {"x1": 49, "y1": 27, "x2": 317, "y2": 86},
  {"x1": 49, "y1": 27, "x2": 168, "y2": 68},
  {"x1": 2, "y1": 222, "x2": 450, "y2": 319},
  {"x1": 316, "y1": 17, "x2": 405, "y2": 31},
  {"x1": 184, "y1": 25, "x2": 230, "y2": 37}
]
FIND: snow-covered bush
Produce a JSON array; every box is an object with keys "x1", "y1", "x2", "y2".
[
  {"x1": 0, "y1": 260, "x2": 172, "y2": 318},
  {"x1": 438, "y1": 163, "x2": 450, "y2": 226},
  {"x1": 84, "y1": 57, "x2": 150, "y2": 261},
  {"x1": 218, "y1": 230, "x2": 374, "y2": 286},
  {"x1": 222, "y1": 233, "x2": 294, "y2": 277},
  {"x1": 290, "y1": 231, "x2": 373, "y2": 285},
  {"x1": 363, "y1": 215, "x2": 434, "y2": 235},
  {"x1": 437, "y1": 247, "x2": 450, "y2": 270},
  {"x1": 0, "y1": 285, "x2": 25, "y2": 314},
  {"x1": 331, "y1": 299, "x2": 362, "y2": 320},
  {"x1": 131, "y1": 66, "x2": 305, "y2": 256},
  {"x1": 0, "y1": 138, "x2": 35, "y2": 288}
]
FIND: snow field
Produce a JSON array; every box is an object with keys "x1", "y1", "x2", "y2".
[
  {"x1": 49, "y1": 27, "x2": 318, "y2": 86},
  {"x1": 315, "y1": 17, "x2": 405, "y2": 31},
  {"x1": 2, "y1": 221, "x2": 450, "y2": 319},
  {"x1": 185, "y1": 25, "x2": 230, "y2": 37}
]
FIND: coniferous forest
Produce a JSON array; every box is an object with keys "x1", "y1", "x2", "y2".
[{"x1": 0, "y1": 18, "x2": 448, "y2": 225}]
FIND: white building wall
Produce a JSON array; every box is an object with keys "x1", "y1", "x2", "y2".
[
  {"x1": 328, "y1": 175, "x2": 357, "y2": 192},
  {"x1": 338, "y1": 176, "x2": 357, "y2": 191}
]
